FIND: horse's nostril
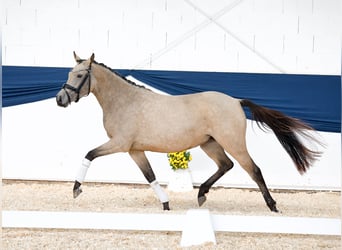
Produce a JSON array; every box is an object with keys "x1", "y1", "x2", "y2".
[{"x1": 56, "y1": 94, "x2": 66, "y2": 107}]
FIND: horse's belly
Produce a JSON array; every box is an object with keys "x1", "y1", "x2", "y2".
[{"x1": 132, "y1": 131, "x2": 210, "y2": 153}]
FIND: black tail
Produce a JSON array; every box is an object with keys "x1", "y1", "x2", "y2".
[{"x1": 240, "y1": 99, "x2": 322, "y2": 174}]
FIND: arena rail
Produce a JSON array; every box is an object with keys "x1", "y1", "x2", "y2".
[{"x1": 3, "y1": 210, "x2": 340, "y2": 236}]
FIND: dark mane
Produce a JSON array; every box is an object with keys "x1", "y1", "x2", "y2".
[{"x1": 93, "y1": 61, "x2": 150, "y2": 91}]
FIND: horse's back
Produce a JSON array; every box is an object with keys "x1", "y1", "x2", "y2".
[{"x1": 185, "y1": 91, "x2": 244, "y2": 119}]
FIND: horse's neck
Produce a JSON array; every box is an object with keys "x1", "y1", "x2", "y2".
[{"x1": 91, "y1": 66, "x2": 136, "y2": 112}]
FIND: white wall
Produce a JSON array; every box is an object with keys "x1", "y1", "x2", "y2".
[
  {"x1": 2, "y1": 0, "x2": 341, "y2": 190},
  {"x1": 2, "y1": 0, "x2": 341, "y2": 74}
]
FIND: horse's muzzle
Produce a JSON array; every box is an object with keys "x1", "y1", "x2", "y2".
[{"x1": 56, "y1": 90, "x2": 70, "y2": 107}]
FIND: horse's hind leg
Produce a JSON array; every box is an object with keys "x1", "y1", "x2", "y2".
[
  {"x1": 129, "y1": 150, "x2": 170, "y2": 210},
  {"x1": 235, "y1": 153, "x2": 278, "y2": 212},
  {"x1": 198, "y1": 137, "x2": 234, "y2": 206}
]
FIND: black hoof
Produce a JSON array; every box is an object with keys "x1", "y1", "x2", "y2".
[
  {"x1": 198, "y1": 195, "x2": 207, "y2": 206},
  {"x1": 163, "y1": 202, "x2": 170, "y2": 210},
  {"x1": 198, "y1": 184, "x2": 209, "y2": 206},
  {"x1": 73, "y1": 188, "x2": 82, "y2": 198},
  {"x1": 270, "y1": 206, "x2": 279, "y2": 213},
  {"x1": 73, "y1": 181, "x2": 82, "y2": 198},
  {"x1": 268, "y1": 201, "x2": 279, "y2": 213}
]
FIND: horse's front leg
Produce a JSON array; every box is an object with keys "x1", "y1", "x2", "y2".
[
  {"x1": 129, "y1": 150, "x2": 170, "y2": 210},
  {"x1": 73, "y1": 140, "x2": 119, "y2": 198}
]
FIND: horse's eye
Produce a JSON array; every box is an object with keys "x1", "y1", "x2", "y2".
[{"x1": 77, "y1": 74, "x2": 83, "y2": 78}]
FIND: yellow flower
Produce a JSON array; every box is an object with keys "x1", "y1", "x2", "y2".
[{"x1": 167, "y1": 151, "x2": 192, "y2": 170}]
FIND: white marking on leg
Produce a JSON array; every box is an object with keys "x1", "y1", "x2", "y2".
[
  {"x1": 75, "y1": 158, "x2": 91, "y2": 183},
  {"x1": 150, "y1": 180, "x2": 169, "y2": 203}
]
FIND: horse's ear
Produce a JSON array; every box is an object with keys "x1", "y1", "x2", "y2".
[
  {"x1": 89, "y1": 53, "x2": 95, "y2": 64},
  {"x1": 73, "y1": 51, "x2": 82, "y2": 63}
]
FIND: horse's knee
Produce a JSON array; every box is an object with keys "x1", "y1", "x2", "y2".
[
  {"x1": 144, "y1": 170, "x2": 156, "y2": 183},
  {"x1": 129, "y1": 150, "x2": 156, "y2": 183},
  {"x1": 85, "y1": 149, "x2": 98, "y2": 161}
]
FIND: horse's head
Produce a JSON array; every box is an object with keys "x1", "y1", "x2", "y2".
[{"x1": 56, "y1": 52, "x2": 95, "y2": 107}]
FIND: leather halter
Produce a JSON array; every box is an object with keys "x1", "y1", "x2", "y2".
[{"x1": 62, "y1": 66, "x2": 91, "y2": 103}]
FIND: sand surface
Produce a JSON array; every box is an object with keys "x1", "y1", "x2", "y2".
[{"x1": 2, "y1": 180, "x2": 341, "y2": 249}]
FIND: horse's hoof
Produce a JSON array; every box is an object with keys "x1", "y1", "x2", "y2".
[
  {"x1": 271, "y1": 206, "x2": 279, "y2": 213},
  {"x1": 163, "y1": 202, "x2": 170, "y2": 210},
  {"x1": 73, "y1": 181, "x2": 82, "y2": 198},
  {"x1": 269, "y1": 203, "x2": 279, "y2": 213},
  {"x1": 198, "y1": 195, "x2": 207, "y2": 206},
  {"x1": 73, "y1": 187, "x2": 82, "y2": 198}
]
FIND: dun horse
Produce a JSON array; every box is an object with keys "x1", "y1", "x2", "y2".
[{"x1": 56, "y1": 52, "x2": 321, "y2": 212}]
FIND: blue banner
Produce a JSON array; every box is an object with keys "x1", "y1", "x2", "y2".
[{"x1": 3, "y1": 66, "x2": 341, "y2": 132}]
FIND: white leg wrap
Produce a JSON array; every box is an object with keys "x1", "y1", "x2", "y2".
[
  {"x1": 75, "y1": 158, "x2": 91, "y2": 183},
  {"x1": 150, "y1": 180, "x2": 169, "y2": 203}
]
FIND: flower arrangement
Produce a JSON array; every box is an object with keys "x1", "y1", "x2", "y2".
[{"x1": 167, "y1": 151, "x2": 192, "y2": 171}]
